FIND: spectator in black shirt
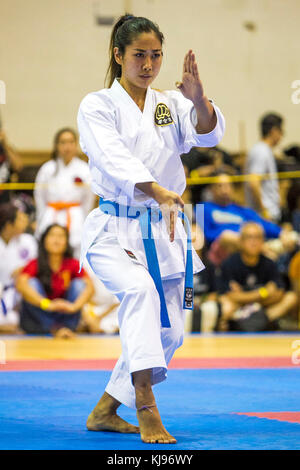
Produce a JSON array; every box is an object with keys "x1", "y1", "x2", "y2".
[{"x1": 218, "y1": 222, "x2": 297, "y2": 331}]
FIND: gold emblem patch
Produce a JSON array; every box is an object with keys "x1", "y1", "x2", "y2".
[{"x1": 154, "y1": 103, "x2": 174, "y2": 126}]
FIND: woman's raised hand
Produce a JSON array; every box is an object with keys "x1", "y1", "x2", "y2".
[{"x1": 176, "y1": 50, "x2": 205, "y2": 104}]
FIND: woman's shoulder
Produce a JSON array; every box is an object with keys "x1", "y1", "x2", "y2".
[
  {"x1": 63, "y1": 258, "x2": 80, "y2": 269},
  {"x1": 22, "y1": 258, "x2": 38, "y2": 274},
  {"x1": 36, "y1": 159, "x2": 56, "y2": 175},
  {"x1": 40, "y1": 159, "x2": 56, "y2": 169},
  {"x1": 78, "y1": 88, "x2": 116, "y2": 113},
  {"x1": 72, "y1": 156, "x2": 89, "y2": 169}
]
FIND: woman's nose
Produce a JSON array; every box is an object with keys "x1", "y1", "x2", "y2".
[{"x1": 143, "y1": 57, "x2": 152, "y2": 70}]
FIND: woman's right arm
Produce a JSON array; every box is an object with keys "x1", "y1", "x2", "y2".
[
  {"x1": 16, "y1": 273, "x2": 47, "y2": 307},
  {"x1": 16, "y1": 273, "x2": 63, "y2": 312},
  {"x1": 135, "y1": 182, "x2": 184, "y2": 242}
]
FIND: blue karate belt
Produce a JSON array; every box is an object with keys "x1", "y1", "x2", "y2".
[{"x1": 99, "y1": 197, "x2": 194, "y2": 328}]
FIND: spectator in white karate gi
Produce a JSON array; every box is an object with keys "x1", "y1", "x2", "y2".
[
  {"x1": 0, "y1": 202, "x2": 37, "y2": 332},
  {"x1": 34, "y1": 127, "x2": 95, "y2": 257}
]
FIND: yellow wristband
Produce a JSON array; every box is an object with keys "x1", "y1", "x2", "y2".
[
  {"x1": 259, "y1": 287, "x2": 269, "y2": 299},
  {"x1": 40, "y1": 298, "x2": 51, "y2": 310}
]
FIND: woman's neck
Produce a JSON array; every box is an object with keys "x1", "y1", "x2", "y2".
[
  {"x1": 119, "y1": 77, "x2": 147, "y2": 111},
  {"x1": 48, "y1": 253, "x2": 63, "y2": 272},
  {"x1": 59, "y1": 155, "x2": 74, "y2": 166},
  {"x1": 0, "y1": 228, "x2": 14, "y2": 245}
]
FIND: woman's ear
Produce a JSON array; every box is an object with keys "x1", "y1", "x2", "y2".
[{"x1": 113, "y1": 47, "x2": 122, "y2": 65}]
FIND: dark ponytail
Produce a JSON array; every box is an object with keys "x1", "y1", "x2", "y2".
[{"x1": 105, "y1": 14, "x2": 164, "y2": 88}]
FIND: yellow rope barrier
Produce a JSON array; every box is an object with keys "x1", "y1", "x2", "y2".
[
  {"x1": 0, "y1": 171, "x2": 300, "y2": 190},
  {"x1": 187, "y1": 171, "x2": 300, "y2": 186},
  {"x1": 0, "y1": 182, "x2": 87, "y2": 190}
]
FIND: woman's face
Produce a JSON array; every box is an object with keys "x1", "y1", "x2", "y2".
[
  {"x1": 13, "y1": 210, "x2": 29, "y2": 236},
  {"x1": 114, "y1": 31, "x2": 163, "y2": 90},
  {"x1": 44, "y1": 226, "x2": 68, "y2": 256},
  {"x1": 56, "y1": 131, "x2": 77, "y2": 162}
]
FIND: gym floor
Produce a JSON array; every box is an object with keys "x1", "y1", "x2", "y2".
[{"x1": 1, "y1": 333, "x2": 300, "y2": 450}]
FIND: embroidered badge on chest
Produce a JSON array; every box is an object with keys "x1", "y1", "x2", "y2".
[{"x1": 154, "y1": 103, "x2": 174, "y2": 126}]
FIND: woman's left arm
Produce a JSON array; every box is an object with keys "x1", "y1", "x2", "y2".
[
  {"x1": 69, "y1": 275, "x2": 95, "y2": 313},
  {"x1": 176, "y1": 50, "x2": 217, "y2": 134}
]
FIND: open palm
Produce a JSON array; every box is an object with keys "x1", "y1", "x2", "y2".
[{"x1": 176, "y1": 50, "x2": 205, "y2": 104}]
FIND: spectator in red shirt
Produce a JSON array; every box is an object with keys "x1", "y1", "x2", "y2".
[{"x1": 16, "y1": 224, "x2": 94, "y2": 338}]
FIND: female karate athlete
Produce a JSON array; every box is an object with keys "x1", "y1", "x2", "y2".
[{"x1": 77, "y1": 14, "x2": 225, "y2": 444}]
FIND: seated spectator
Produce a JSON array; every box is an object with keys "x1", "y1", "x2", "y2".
[
  {"x1": 288, "y1": 251, "x2": 300, "y2": 324},
  {"x1": 16, "y1": 224, "x2": 94, "y2": 339},
  {"x1": 198, "y1": 172, "x2": 296, "y2": 266},
  {"x1": 181, "y1": 146, "x2": 236, "y2": 204},
  {"x1": 287, "y1": 180, "x2": 300, "y2": 232},
  {"x1": 79, "y1": 288, "x2": 120, "y2": 335},
  {"x1": 186, "y1": 223, "x2": 220, "y2": 333},
  {"x1": 218, "y1": 222, "x2": 297, "y2": 332},
  {"x1": 0, "y1": 202, "x2": 37, "y2": 333},
  {"x1": 13, "y1": 193, "x2": 37, "y2": 235},
  {"x1": 0, "y1": 129, "x2": 23, "y2": 203}
]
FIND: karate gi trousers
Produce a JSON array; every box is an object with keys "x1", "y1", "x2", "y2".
[{"x1": 86, "y1": 232, "x2": 186, "y2": 409}]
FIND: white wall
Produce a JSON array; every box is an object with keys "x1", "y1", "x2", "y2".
[{"x1": 0, "y1": 0, "x2": 299, "y2": 152}]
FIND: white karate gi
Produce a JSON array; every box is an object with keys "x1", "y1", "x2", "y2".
[
  {"x1": 77, "y1": 79, "x2": 225, "y2": 408},
  {"x1": 34, "y1": 156, "x2": 95, "y2": 257},
  {"x1": 0, "y1": 234, "x2": 37, "y2": 325}
]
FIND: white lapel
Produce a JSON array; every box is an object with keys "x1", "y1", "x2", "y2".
[
  {"x1": 110, "y1": 79, "x2": 156, "y2": 163},
  {"x1": 110, "y1": 79, "x2": 143, "y2": 122},
  {"x1": 132, "y1": 85, "x2": 156, "y2": 162}
]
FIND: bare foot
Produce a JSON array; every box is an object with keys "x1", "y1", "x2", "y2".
[
  {"x1": 87, "y1": 410, "x2": 139, "y2": 433},
  {"x1": 54, "y1": 327, "x2": 75, "y2": 339},
  {"x1": 86, "y1": 392, "x2": 139, "y2": 434},
  {"x1": 135, "y1": 388, "x2": 177, "y2": 444}
]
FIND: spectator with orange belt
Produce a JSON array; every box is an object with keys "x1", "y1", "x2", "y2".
[{"x1": 34, "y1": 128, "x2": 95, "y2": 257}]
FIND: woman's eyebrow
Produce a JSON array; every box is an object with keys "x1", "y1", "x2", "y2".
[{"x1": 133, "y1": 48, "x2": 162, "y2": 52}]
